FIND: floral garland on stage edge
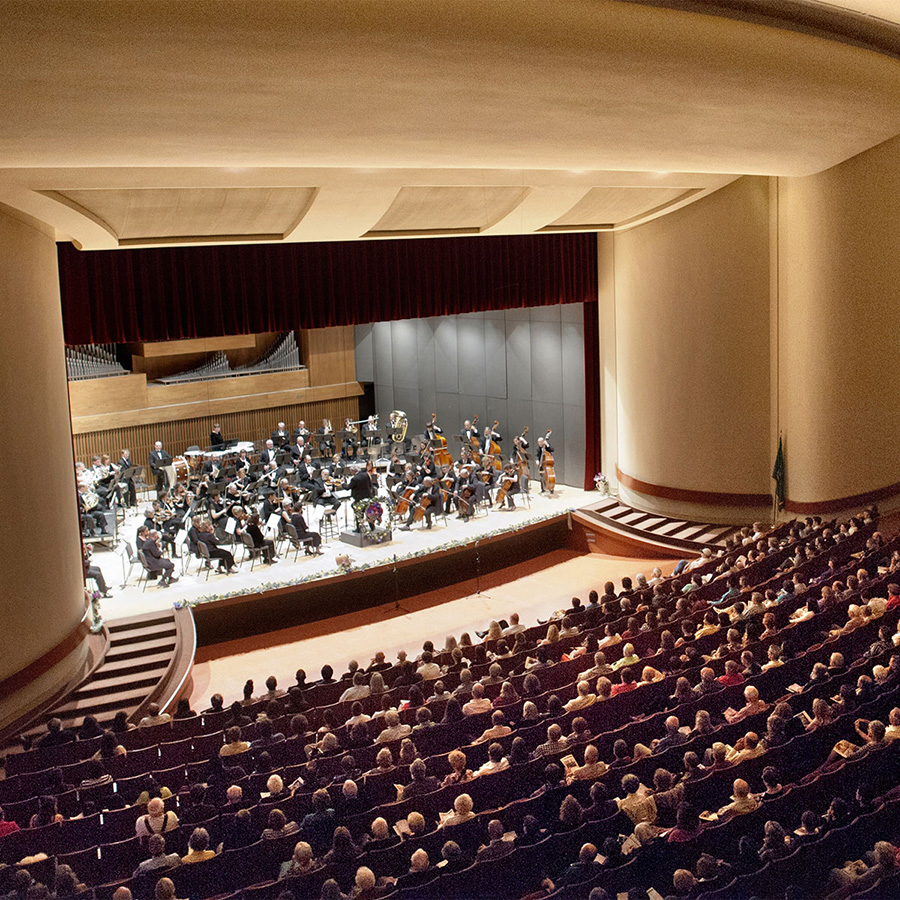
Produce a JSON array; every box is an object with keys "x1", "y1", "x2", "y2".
[
  {"x1": 593, "y1": 472, "x2": 610, "y2": 495},
  {"x1": 172, "y1": 507, "x2": 573, "y2": 610},
  {"x1": 351, "y1": 497, "x2": 397, "y2": 544}
]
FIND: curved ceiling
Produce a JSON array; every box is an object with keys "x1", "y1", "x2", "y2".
[{"x1": 0, "y1": 0, "x2": 898, "y2": 248}]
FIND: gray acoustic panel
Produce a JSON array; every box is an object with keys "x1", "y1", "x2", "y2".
[
  {"x1": 561, "y1": 320, "x2": 585, "y2": 409},
  {"x1": 484, "y1": 307, "x2": 505, "y2": 321},
  {"x1": 506, "y1": 399, "x2": 535, "y2": 441},
  {"x1": 530, "y1": 321, "x2": 563, "y2": 403},
  {"x1": 457, "y1": 394, "x2": 487, "y2": 427},
  {"x1": 457, "y1": 316, "x2": 487, "y2": 398},
  {"x1": 372, "y1": 323, "x2": 394, "y2": 387},
  {"x1": 503, "y1": 306, "x2": 531, "y2": 323},
  {"x1": 561, "y1": 302, "x2": 583, "y2": 324},
  {"x1": 435, "y1": 393, "x2": 462, "y2": 441},
  {"x1": 528, "y1": 305, "x2": 563, "y2": 324},
  {"x1": 391, "y1": 388, "x2": 421, "y2": 433},
  {"x1": 418, "y1": 389, "x2": 438, "y2": 431},
  {"x1": 390, "y1": 319, "x2": 420, "y2": 390},
  {"x1": 564, "y1": 402, "x2": 586, "y2": 487},
  {"x1": 354, "y1": 324, "x2": 374, "y2": 382},
  {"x1": 484, "y1": 318, "x2": 508, "y2": 400},
  {"x1": 416, "y1": 318, "x2": 439, "y2": 390},
  {"x1": 484, "y1": 398, "x2": 509, "y2": 437},
  {"x1": 374, "y1": 383, "x2": 394, "y2": 414},
  {"x1": 505, "y1": 317, "x2": 533, "y2": 401},
  {"x1": 434, "y1": 317, "x2": 459, "y2": 390}
]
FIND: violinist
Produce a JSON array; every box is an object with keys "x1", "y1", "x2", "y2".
[
  {"x1": 342, "y1": 417, "x2": 359, "y2": 460},
  {"x1": 141, "y1": 529, "x2": 178, "y2": 588},
  {"x1": 400, "y1": 476, "x2": 441, "y2": 531},
  {"x1": 312, "y1": 466, "x2": 342, "y2": 512},
  {"x1": 235, "y1": 448, "x2": 252, "y2": 473},
  {"x1": 186, "y1": 513, "x2": 204, "y2": 561},
  {"x1": 207, "y1": 491, "x2": 229, "y2": 532},
  {"x1": 172, "y1": 484, "x2": 195, "y2": 521},
  {"x1": 234, "y1": 507, "x2": 278, "y2": 564},
  {"x1": 260, "y1": 459, "x2": 282, "y2": 488},
  {"x1": 317, "y1": 418, "x2": 336, "y2": 457},
  {"x1": 260, "y1": 490, "x2": 281, "y2": 527},
  {"x1": 418, "y1": 451, "x2": 438, "y2": 481}
]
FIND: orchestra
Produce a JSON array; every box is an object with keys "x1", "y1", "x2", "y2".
[{"x1": 74, "y1": 410, "x2": 564, "y2": 583}]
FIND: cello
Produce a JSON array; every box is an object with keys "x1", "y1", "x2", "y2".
[
  {"x1": 468, "y1": 414, "x2": 482, "y2": 464},
  {"x1": 494, "y1": 463, "x2": 517, "y2": 509},
  {"x1": 540, "y1": 429, "x2": 555, "y2": 494}
]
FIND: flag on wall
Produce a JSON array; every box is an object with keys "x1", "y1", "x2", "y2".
[{"x1": 772, "y1": 436, "x2": 786, "y2": 510}]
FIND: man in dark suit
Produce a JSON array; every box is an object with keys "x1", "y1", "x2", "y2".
[
  {"x1": 290, "y1": 436, "x2": 307, "y2": 463},
  {"x1": 296, "y1": 455, "x2": 317, "y2": 491},
  {"x1": 292, "y1": 420, "x2": 310, "y2": 442},
  {"x1": 349, "y1": 463, "x2": 374, "y2": 532},
  {"x1": 400, "y1": 477, "x2": 441, "y2": 531},
  {"x1": 271, "y1": 422, "x2": 291, "y2": 449},
  {"x1": 141, "y1": 529, "x2": 178, "y2": 587},
  {"x1": 259, "y1": 439, "x2": 279, "y2": 467},
  {"x1": 209, "y1": 423, "x2": 226, "y2": 447},
  {"x1": 117, "y1": 448, "x2": 137, "y2": 507},
  {"x1": 148, "y1": 441, "x2": 172, "y2": 494}
]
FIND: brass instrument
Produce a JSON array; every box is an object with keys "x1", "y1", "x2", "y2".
[
  {"x1": 388, "y1": 410, "x2": 408, "y2": 444},
  {"x1": 82, "y1": 489, "x2": 100, "y2": 512},
  {"x1": 349, "y1": 415, "x2": 378, "y2": 427}
]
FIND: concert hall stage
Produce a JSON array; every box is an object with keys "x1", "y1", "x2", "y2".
[{"x1": 99, "y1": 488, "x2": 597, "y2": 646}]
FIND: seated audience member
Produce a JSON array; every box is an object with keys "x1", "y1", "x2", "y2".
[
  {"x1": 135, "y1": 797, "x2": 179, "y2": 839},
  {"x1": 182, "y1": 827, "x2": 216, "y2": 863},
  {"x1": 439, "y1": 840, "x2": 471, "y2": 874},
  {"x1": 220, "y1": 725, "x2": 251, "y2": 757},
  {"x1": 222, "y1": 808, "x2": 256, "y2": 849},
  {"x1": 301, "y1": 790, "x2": 337, "y2": 856},
  {"x1": 712, "y1": 778, "x2": 759, "y2": 822},
  {"x1": 566, "y1": 744, "x2": 608, "y2": 783},
  {"x1": 476, "y1": 818, "x2": 515, "y2": 861},
  {"x1": 793, "y1": 810, "x2": 821, "y2": 843},
  {"x1": 725, "y1": 731, "x2": 764, "y2": 764},
  {"x1": 279, "y1": 841, "x2": 317, "y2": 879},
  {"x1": 758, "y1": 820, "x2": 791, "y2": 863},
  {"x1": 725, "y1": 685, "x2": 767, "y2": 723},
  {"x1": 396, "y1": 849, "x2": 436, "y2": 890},
  {"x1": 262, "y1": 808, "x2": 300, "y2": 840},
  {"x1": 462, "y1": 682, "x2": 493, "y2": 715},
  {"x1": 557, "y1": 794, "x2": 585, "y2": 832},
  {"x1": 617, "y1": 773, "x2": 657, "y2": 826},
  {"x1": 654, "y1": 716, "x2": 688, "y2": 752},
  {"x1": 375, "y1": 710, "x2": 412, "y2": 743},
  {"x1": 402, "y1": 759, "x2": 440, "y2": 800},
  {"x1": 652, "y1": 769, "x2": 685, "y2": 827},
  {"x1": 180, "y1": 784, "x2": 216, "y2": 825},
  {"x1": 668, "y1": 803, "x2": 704, "y2": 843},
  {"x1": 825, "y1": 841, "x2": 900, "y2": 900},
  {"x1": 439, "y1": 793, "x2": 476, "y2": 828},
  {"x1": 565, "y1": 680, "x2": 597, "y2": 711},
  {"x1": 664, "y1": 869, "x2": 698, "y2": 900},
  {"x1": 443, "y1": 749, "x2": 474, "y2": 786},
  {"x1": 477, "y1": 709, "x2": 512, "y2": 743},
  {"x1": 133, "y1": 833, "x2": 180, "y2": 876},
  {"x1": 532, "y1": 723, "x2": 568, "y2": 759},
  {"x1": 138, "y1": 702, "x2": 172, "y2": 727},
  {"x1": 364, "y1": 817, "x2": 399, "y2": 852},
  {"x1": 582, "y1": 651, "x2": 613, "y2": 680},
  {"x1": 718, "y1": 659, "x2": 745, "y2": 686},
  {"x1": 558, "y1": 843, "x2": 605, "y2": 886}
]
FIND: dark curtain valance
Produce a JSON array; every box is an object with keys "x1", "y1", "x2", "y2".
[{"x1": 58, "y1": 232, "x2": 598, "y2": 345}]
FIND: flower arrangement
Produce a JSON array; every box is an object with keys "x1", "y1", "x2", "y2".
[
  {"x1": 352, "y1": 497, "x2": 397, "y2": 544},
  {"x1": 89, "y1": 590, "x2": 104, "y2": 633},
  {"x1": 335, "y1": 553, "x2": 354, "y2": 573},
  {"x1": 594, "y1": 472, "x2": 610, "y2": 495}
]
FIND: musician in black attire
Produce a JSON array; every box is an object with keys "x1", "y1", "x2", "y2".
[
  {"x1": 292, "y1": 420, "x2": 311, "y2": 442},
  {"x1": 290, "y1": 502, "x2": 322, "y2": 553},
  {"x1": 536, "y1": 433, "x2": 554, "y2": 494},
  {"x1": 78, "y1": 485, "x2": 108, "y2": 536},
  {"x1": 143, "y1": 500, "x2": 178, "y2": 555},
  {"x1": 312, "y1": 467, "x2": 342, "y2": 512},
  {"x1": 479, "y1": 424, "x2": 502, "y2": 455},
  {"x1": 342, "y1": 418, "x2": 359, "y2": 460},
  {"x1": 259, "y1": 439, "x2": 279, "y2": 467},
  {"x1": 400, "y1": 477, "x2": 442, "y2": 531},
  {"x1": 418, "y1": 453, "x2": 438, "y2": 481},
  {"x1": 297, "y1": 455, "x2": 317, "y2": 491},
  {"x1": 198, "y1": 521, "x2": 237, "y2": 573},
  {"x1": 117, "y1": 448, "x2": 137, "y2": 507},
  {"x1": 460, "y1": 420, "x2": 479, "y2": 443},
  {"x1": 349, "y1": 464, "x2": 374, "y2": 532},
  {"x1": 423, "y1": 419, "x2": 443, "y2": 443},
  {"x1": 149, "y1": 441, "x2": 172, "y2": 494},
  {"x1": 362, "y1": 416, "x2": 380, "y2": 451},
  {"x1": 316, "y1": 419, "x2": 336, "y2": 457},
  {"x1": 235, "y1": 509, "x2": 277, "y2": 564},
  {"x1": 290, "y1": 436, "x2": 307, "y2": 463},
  {"x1": 498, "y1": 462, "x2": 520, "y2": 510},
  {"x1": 271, "y1": 422, "x2": 291, "y2": 449},
  {"x1": 141, "y1": 530, "x2": 178, "y2": 587},
  {"x1": 209, "y1": 424, "x2": 226, "y2": 447}
]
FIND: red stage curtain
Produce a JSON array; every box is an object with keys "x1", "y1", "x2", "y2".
[{"x1": 57, "y1": 233, "x2": 598, "y2": 345}]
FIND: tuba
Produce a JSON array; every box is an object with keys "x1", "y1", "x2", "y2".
[{"x1": 388, "y1": 410, "x2": 408, "y2": 444}]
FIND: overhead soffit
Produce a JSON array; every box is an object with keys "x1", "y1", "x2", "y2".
[
  {"x1": 0, "y1": 0, "x2": 899, "y2": 248},
  {"x1": 366, "y1": 186, "x2": 531, "y2": 236},
  {"x1": 542, "y1": 186, "x2": 697, "y2": 229},
  {"x1": 42, "y1": 187, "x2": 317, "y2": 244}
]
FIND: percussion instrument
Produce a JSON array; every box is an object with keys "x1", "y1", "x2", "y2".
[{"x1": 173, "y1": 455, "x2": 191, "y2": 484}]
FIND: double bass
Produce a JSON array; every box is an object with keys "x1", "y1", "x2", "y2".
[
  {"x1": 484, "y1": 420, "x2": 503, "y2": 472},
  {"x1": 467, "y1": 414, "x2": 481, "y2": 464},
  {"x1": 540, "y1": 429, "x2": 556, "y2": 493},
  {"x1": 426, "y1": 413, "x2": 453, "y2": 468},
  {"x1": 514, "y1": 426, "x2": 530, "y2": 479}
]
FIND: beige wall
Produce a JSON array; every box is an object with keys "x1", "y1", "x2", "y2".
[
  {"x1": 0, "y1": 208, "x2": 87, "y2": 686},
  {"x1": 612, "y1": 177, "x2": 772, "y2": 505},
  {"x1": 778, "y1": 134, "x2": 900, "y2": 505}
]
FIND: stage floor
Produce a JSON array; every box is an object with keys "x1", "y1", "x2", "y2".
[{"x1": 94, "y1": 486, "x2": 598, "y2": 620}]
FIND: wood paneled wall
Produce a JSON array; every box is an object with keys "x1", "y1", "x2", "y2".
[{"x1": 72, "y1": 396, "x2": 360, "y2": 467}]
